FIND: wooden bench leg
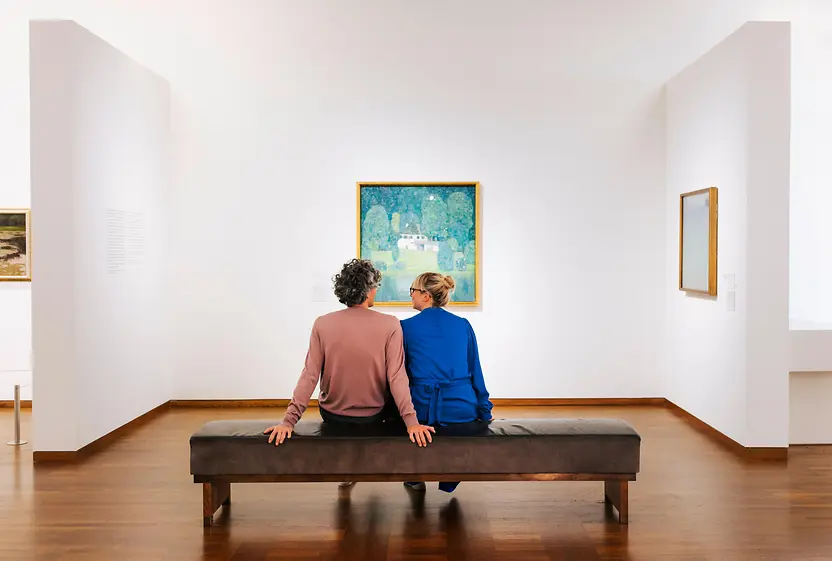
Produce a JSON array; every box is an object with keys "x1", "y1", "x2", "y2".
[
  {"x1": 604, "y1": 480, "x2": 628, "y2": 524},
  {"x1": 203, "y1": 482, "x2": 230, "y2": 527}
]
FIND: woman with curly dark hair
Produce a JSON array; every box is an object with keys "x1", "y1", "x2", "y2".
[{"x1": 264, "y1": 259, "x2": 435, "y2": 449}]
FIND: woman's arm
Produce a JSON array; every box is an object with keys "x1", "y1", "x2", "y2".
[{"x1": 467, "y1": 320, "x2": 493, "y2": 421}]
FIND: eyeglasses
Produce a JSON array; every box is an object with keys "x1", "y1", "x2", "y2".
[{"x1": 409, "y1": 287, "x2": 424, "y2": 295}]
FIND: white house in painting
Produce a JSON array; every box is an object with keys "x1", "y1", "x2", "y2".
[{"x1": 397, "y1": 233, "x2": 439, "y2": 252}]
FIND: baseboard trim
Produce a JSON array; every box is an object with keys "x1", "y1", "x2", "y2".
[
  {"x1": 664, "y1": 399, "x2": 788, "y2": 461},
  {"x1": 491, "y1": 398, "x2": 666, "y2": 406},
  {"x1": 0, "y1": 399, "x2": 32, "y2": 409},
  {"x1": 169, "y1": 399, "x2": 317, "y2": 408},
  {"x1": 28, "y1": 397, "x2": 788, "y2": 462},
  {"x1": 167, "y1": 398, "x2": 665, "y2": 408},
  {"x1": 31, "y1": 451, "x2": 76, "y2": 462},
  {"x1": 32, "y1": 401, "x2": 170, "y2": 463}
]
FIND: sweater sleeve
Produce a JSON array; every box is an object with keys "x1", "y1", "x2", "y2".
[
  {"x1": 467, "y1": 320, "x2": 493, "y2": 420},
  {"x1": 282, "y1": 321, "x2": 323, "y2": 428},
  {"x1": 386, "y1": 322, "x2": 419, "y2": 427}
]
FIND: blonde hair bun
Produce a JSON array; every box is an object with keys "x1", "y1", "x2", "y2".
[{"x1": 413, "y1": 272, "x2": 455, "y2": 307}]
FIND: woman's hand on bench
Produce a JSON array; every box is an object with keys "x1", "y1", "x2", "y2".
[
  {"x1": 264, "y1": 424, "x2": 293, "y2": 446},
  {"x1": 408, "y1": 424, "x2": 435, "y2": 447}
]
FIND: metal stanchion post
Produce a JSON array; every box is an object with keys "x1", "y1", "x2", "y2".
[{"x1": 6, "y1": 384, "x2": 27, "y2": 446}]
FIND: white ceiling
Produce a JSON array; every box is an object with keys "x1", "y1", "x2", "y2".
[{"x1": 9, "y1": 0, "x2": 821, "y2": 90}]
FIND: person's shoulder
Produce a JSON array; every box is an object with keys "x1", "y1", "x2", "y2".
[
  {"x1": 316, "y1": 309, "x2": 344, "y2": 321},
  {"x1": 400, "y1": 312, "x2": 420, "y2": 326},
  {"x1": 439, "y1": 308, "x2": 469, "y2": 325},
  {"x1": 443, "y1": 310, "x2": 475, "y2": 334},
  {"x1": 362, "y1": 309, "x2": 401, "y2": 329},
  {"x1": 399, "y1": 313, "x2": 420, "y2": 333},
  {"x1": 313, "y1": 308, "x2": 352, "y2": 329}
]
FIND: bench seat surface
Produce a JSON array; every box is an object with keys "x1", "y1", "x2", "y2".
[{"x1": 190, "y1": 418, "x2": 640, "y2": 477}]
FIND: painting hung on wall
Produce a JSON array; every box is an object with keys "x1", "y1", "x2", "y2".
[
  {"x1": 0, "y1": 209, "x2": 31, "y2": 282},
  {"x1": 679, "y1": 187, "x2": 717, "y2": 296},
  {"x1": 357, "y1": 182, "x2": 480, "y2": 306}
]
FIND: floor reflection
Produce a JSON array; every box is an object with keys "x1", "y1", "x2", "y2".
[
  {"x1": 7, "y1": 407, "x2": 750, "y2": 561},
  {"x1": 198, "y1": 483, "x2": 631, "y2": 561},
  {"x1": 330, "y1": 494, "x2": 387, "y2": 560}
]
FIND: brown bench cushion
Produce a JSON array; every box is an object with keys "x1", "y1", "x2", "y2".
[{"x1": 190, "y1": 418, "x2": 640, "y2": 477}]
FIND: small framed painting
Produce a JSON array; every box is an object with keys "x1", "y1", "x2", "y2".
[
  {"x1": 679, "y1": 187, "x2": 717, "y2": 296},
  {"x1": 0, "y1": 209, "x2": 31, "y2": 282},
  {"x1": 357, "y1": 182, "x2": 480, "y2": 306}
]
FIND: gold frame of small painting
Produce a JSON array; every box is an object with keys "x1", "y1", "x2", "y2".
[
  {"x1": 0, "y1": 209, "x2": 31, "y2": 282},
  {"x1": 679, "y1": 187, "x2": 717, "y2": 296}
]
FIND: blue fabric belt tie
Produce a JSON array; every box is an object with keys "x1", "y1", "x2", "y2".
[{"x1": 411, "y1": 378, "x2": 470, "y2": 426}]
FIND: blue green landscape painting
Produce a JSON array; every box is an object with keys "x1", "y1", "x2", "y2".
[{"x1": 358, "y1": 183, "x2": 479, "y2": 305}]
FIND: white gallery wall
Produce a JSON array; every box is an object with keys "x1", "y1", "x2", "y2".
[
  {"x1": 156, "y1": 1, "x2": 825, "y2": 404},
  {"x1": 167, "y1": 15, "x2": 669, "y2": 402},
  {"x1": 789, "y1": 7, "x2": 832, "y2": 329},
  {"x1": 1, "y1": 0, "x2": 769, "y2": 407},
  {"x1": 0, "y1": 2, "x2": 33, "y2": 401},
  {"x1": 789, "y1": 329, "x2": 832, "y2": 445},
  {"x1": 665, "y1": 22, "x2": 791, "y2": 448},
  {"x1": 790, "y1": 372, "x2": 832, "y2": 445},
  {"x1": 0, "y1": 1, "x2": 830, "y2": 449},
  {"x1": 29, "y1": 20, "x2": 172, "y2": 451}
]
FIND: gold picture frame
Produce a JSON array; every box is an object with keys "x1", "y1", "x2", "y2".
[
  {"x1": 357, "y1": 182, "x2": 481, "y2": 306},
  {"x1": 679, "y1": 187, "x2": 717, "y2": 296},
  {"x1": 0, "y1": 208, "x2": 31, "y2": 282}
]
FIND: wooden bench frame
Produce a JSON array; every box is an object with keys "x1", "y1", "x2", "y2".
[{"x1": 195, "y1": 473, "x2": 633, "y2": 527}]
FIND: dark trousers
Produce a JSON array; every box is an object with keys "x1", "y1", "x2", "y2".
[
  {"x1": 411, "y1": 419, "x2": 487, "y2": 493},
  {"x1": 320, "y1": 399, "x2": 402, "y2": 426},
  {"x1": 320, "y1": 406, "x2": 386, "y2": 425}
]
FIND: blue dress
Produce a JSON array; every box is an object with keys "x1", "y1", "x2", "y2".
[{"x1": 400, "y1": 307, "x2": 493, "y2": 426}]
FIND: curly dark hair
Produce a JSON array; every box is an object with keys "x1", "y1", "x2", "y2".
[{"x1": 333, "y1": 259, "x2": 382, "y2": 307}]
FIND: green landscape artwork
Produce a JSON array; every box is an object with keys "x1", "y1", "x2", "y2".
[
  {"x1": 0, "y1": 209, "x2": 30, "y2": 281},
  {"x1": 358, "y1": 183, "x2": 479, "y2": 306}
]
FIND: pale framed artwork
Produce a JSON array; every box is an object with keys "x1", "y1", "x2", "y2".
[
  {"x1": 0, "y1": 209, "x2": 31, "y2": 282},
  {"x1": 357, "y1": 182, "x2": 480, "y2": 306},
  {"x1": 679, "y1": 187, "x2": 717, "y2": 296}
]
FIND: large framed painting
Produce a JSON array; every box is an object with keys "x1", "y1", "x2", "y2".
[
  {"x1": 0, "y1": 209, "x2": 31, "y2": 282},
  {"x1": 679, "y1": 187, "x2": 717, "y2": 296},
  {"x1": 357, "y1": 182, "x2": 480, "y2": 306}
]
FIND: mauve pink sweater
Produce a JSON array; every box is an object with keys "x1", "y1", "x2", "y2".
[{"x1": 282, "y1": 307, "x2": 418, "y2": 428}]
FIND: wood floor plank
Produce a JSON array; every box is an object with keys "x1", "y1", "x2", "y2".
[{"x1": 2, "y1": 405, "x2": 832, "y2": 560}]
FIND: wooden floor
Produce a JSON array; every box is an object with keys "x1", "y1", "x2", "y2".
[{"x1": 1, "y1": 406, "x2": 831, "y2": 561}]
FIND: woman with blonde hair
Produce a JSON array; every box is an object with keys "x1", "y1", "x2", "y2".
[{"x1": 400, "y1": 272, "x2": 493, "y2": 493}]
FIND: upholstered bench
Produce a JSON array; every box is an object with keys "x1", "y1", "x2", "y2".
[{"x1": 190, "y1": 418, "x2": 641, "y2": 526}]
